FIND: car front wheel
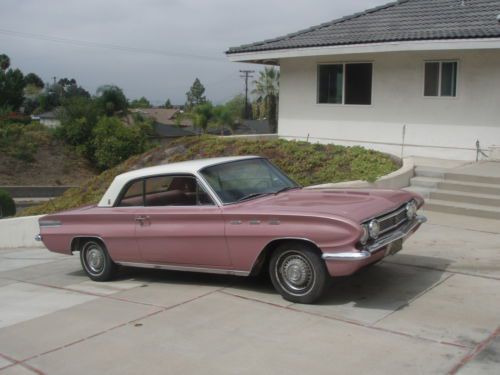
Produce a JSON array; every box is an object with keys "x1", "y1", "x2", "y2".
[
  {"x1": 80, "y1": 240, "x2": 117, "y2": 281},
  {"x1": 269, "y1": 243, "x2": 328, "y2": 304}
]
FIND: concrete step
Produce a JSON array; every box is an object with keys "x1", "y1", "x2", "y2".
[
  {"x1": 429, "y1": 190, "x2": 500, "y2": 207},
  {"x1": 437, "y1": 179, "x2": 500, "y2": 196},
  {"x1": 414, "y1": 166, "x2": 446, "y2": 179},
  {"x1": 445, "y1": 172, "x2": 500, "y2": 185},
  {"x1": 409, "y1": 176, "x2": 442, "y2": 189},
  {"x1": 424, "y1": 199, "x2": 500, "y2": 220},
  {"x1": 403, "y1": 186, "x2": 432, "y2": 199}
]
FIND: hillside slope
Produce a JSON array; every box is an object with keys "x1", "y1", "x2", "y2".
[{"x1": 21, "y1": 136, "x2": 399, "y2": 215}]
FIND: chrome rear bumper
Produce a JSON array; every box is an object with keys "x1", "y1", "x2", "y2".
[{"x1": 322, "y1": 215, "x2": 427, "y2": 261}]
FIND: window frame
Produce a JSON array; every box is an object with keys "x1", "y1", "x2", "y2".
[
  {"x1": 423, "y1": 60, "x2": 459, "y2": 99},
  {"x1": 317, "y1": 61, "x2": 374, "y2": 106},
  {"x1": 115, "y1": 173, "x2": 217, "y2": 208}
]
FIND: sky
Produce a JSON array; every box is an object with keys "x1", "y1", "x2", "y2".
[{"x1": 0, "y1": 0, "x2": 384, "y2": 105}]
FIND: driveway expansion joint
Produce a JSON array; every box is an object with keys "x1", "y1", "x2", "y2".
[
  {"x1": 16, "y1": 287, "x2": 223, "y2": 365},
  {"x1": 448, "y1": 326, "x2": 500, "y2": 374},
  {"x1": 218, "y1": 290, "x2": 470, "y2": 350},
  {"x1": 0, "y1": 352, "x2": 45, "y2": 374}
]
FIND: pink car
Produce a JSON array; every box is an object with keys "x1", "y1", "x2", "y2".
[{"x1": 37, "y1": 156, "x2": 426, "y2": 304}]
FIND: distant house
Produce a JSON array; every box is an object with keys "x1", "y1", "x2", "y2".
[
  {"x1": 32, "y1": 111, "x2": 61, "y2": 128},
  {"x1": 129, "y1": 108, "x2": 195, "y2": 139},
  {"x1": 131, "y1": 108, "x2": 193, "y2": 127},
  {"x1": 227, "y1": 0, "x2": 500, "y2": 160},
  {"x1": 153, "y1": 123, "x2": 195, "y2": 139}
]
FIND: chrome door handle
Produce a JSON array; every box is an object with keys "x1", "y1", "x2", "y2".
[{"x1": 135, "y1": 216, "x2": 150, "y2": 225}]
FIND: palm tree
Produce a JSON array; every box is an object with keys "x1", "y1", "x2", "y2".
[{"x1": 252, "y1": 67, "x2": 280, "y2": 133}]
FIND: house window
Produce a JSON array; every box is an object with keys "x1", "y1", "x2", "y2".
[
  {"x1": 424, "y1": 61, "x2": 458, "y2": 97},
  {"x1": 318, "y1": 63, "x2": 372, "y2": 105}
]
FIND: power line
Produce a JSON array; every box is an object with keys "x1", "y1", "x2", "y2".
[
  {"x1": 0, "y1": 28, "x2": 226, "y2": 63},
  {"x1": 240, "y1": 70, "x2": 254, "y2": 119}
]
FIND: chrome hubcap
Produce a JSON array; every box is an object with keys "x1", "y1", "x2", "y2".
[
  {"x1": 86, "y1": 247, "x2": 104, "y2": 274},
  {"x1": 277, "y1": 251, "x2": 314, "y2": 295}
]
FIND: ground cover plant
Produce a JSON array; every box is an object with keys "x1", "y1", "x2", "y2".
[{"x1": 21, "y1": 136, "x2": 399, "y2": 215}]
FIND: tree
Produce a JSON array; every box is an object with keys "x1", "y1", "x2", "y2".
[
  {"x1": 58, "y1": 78, "x2": 90, "y2": 99},
  {"x1": 0, "y1": 54, "x2": 10, "y2": 71},
  {"x1": 191, "y1": 102, "x2": 213, "y2": 133},
  {"x1": 0, "y1": 68, "x2": 25, "y2": 111},
  {"x1": 56, "y1": 95, "x2": 100, "y2": 159},
  {"x1": 24, "y1": 73, "x2": 44, "y2": 89},
  {"x1": 252, "y1": 67, "x2": 280, "y2": 133},
  {"x1": 96, "y1": 85, "x2": 128, "y2": 116},
  {"x1": 185, "y1": 78, "x2": 206, "y2": 109},
  {"x1": 37, "y1": 78, "x2": 89, "y2": 112},
  {"x1": 130, "y1": 96, "x2": 151, "y2": 108},
  {"x1": 23, "y1": 73, "x2": 45, "y2": 113},
  {"x1": 212, "y1": 104, "x2": 235, "y2": 134},
  {"x1": 165, "y1": 98, "x2": 173, "y2": 108},
  {"x1": 225, "y1": 94, "x2": 246, "y2": 123}
]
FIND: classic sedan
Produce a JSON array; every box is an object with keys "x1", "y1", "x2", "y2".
[{"x1": 37, "y1": 156, "x2": 426, "y2": 304}]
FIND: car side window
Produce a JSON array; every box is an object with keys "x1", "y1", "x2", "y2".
[
  {"x1": 145, "y1": 175, "x2": 214, "y2": 206},
  {"x1": 117, "y1": 180, "x2": 144, "y2": 207}
]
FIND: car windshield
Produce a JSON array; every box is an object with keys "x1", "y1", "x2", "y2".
[{"x1": 200, "y1": 158, "x2": 300, "y2": 204}]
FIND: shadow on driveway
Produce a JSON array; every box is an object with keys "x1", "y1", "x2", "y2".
[{"x1": 66, "y1": 254, "x2": 453, "y2": 314}]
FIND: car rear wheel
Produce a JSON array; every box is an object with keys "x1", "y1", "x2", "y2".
[
  {"x1": 269, "y1": 243, "x2": 328, "y2": 304},
  {"x1": 80, "y1": 240, "x2": 117, "y2": 281}
]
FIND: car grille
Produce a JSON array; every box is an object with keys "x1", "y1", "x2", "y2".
[{"x1": 378, "y1": 205, "x2": 408, "y2": 235}]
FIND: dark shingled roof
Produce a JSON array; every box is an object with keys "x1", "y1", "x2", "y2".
[
  {"x1": 153, "y1": 123, "x2": 195, "y2": 138},
  {"x1": 227, "y1": 0, "x2": 500, "y2": 54}
]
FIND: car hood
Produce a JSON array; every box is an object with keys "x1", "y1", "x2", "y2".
[{"x1": 235, "y1": 188, "x2": 418, "y2": 223}]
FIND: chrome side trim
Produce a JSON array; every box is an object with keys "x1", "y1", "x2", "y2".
[
  {"x1": 115, "y1": 261, "x2": 250, "y2": 277},
  {"x1": 322, "y1": 251, "x2": 371, "y2": 261},
  {"x1": 322, "y1": 215, "x2": 427, "y2": 262},
  {"x1": 35, "y1": 234, "x2": 42, "y2": 241},
  {"x1": 70, "y1": 236, "x2": 106, "y2": 253},
  {"x1": 39, "y1": 220, "x2": 61, "y2": 228}
]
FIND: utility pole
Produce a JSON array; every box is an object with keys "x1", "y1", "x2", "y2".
[{"x1": 240, "y1": 70, "x2": 254, "y2": 119}]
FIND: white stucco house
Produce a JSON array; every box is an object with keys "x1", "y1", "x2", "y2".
[{"x1": 227, "y1": 0, "x2": 500, "y2": 160}]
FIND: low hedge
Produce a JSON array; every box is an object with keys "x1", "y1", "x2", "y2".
[{"x1": 0, "y1": 189, "x2": 16, "y2": 218}]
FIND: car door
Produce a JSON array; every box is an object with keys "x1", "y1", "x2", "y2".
[{"x1": 134, "y1": 174, "x2": 231, "y2": 267}]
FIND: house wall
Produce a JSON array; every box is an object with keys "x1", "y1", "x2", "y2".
[
  {"x1": 40, "y1": 119, "x2": 61, "y2": 128},
  {"x1": 278, "y1": 49, "x2": 500, "y2": 160}
]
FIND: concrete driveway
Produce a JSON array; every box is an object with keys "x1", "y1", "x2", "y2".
[{"x1": 0, "y1": 211, "x2": 499, "y2": 374}]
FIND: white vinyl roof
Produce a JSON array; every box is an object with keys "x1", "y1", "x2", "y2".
[{"x1": 98, "y1": 156, "x2": 259, "y2": 207}]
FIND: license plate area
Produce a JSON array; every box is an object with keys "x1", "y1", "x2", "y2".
[{"x1": 385, "y1": 238, "x2": 403, "y2": 256}]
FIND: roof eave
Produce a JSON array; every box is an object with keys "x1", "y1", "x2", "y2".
[{"x1": 227, "y1": 38, "x2": 500, "y2": 63}]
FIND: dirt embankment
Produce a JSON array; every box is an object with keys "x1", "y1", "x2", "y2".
[{"x1": 0, "y1": 141, "x2": 97, "y2": 186}]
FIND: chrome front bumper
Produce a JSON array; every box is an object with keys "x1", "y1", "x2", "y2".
[{"x1": 322, "y1": 215, "x2": 427, "y2": 261}]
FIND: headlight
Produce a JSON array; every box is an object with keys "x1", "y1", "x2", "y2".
[
  {"x1": 406, "y1": 200, "x2": 417, "y2": 220},
  {"x1": 368, "y1": 219, "x2": 380, "y2": 239},
  {"x1": 359, "y1": 224, "x2": 369, "y2": 245}
]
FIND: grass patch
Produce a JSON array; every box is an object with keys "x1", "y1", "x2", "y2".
[{"x1": 21, "y1": 136, "x2": 399, "y2": 216}]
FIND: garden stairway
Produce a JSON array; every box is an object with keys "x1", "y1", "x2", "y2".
[{"x1": 404, "y1": 161, "x2": 500, "y2": 220}]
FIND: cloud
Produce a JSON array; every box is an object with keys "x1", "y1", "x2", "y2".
[{"x1": 0, "y1": 0, "x2": 384, "y2": 105}]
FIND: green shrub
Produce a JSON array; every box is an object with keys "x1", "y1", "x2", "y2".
[
  {"x1": 92, "y1": 116, "x2": 153, "y2": 170},
  {"x1": 0, "y1": 189, "x2": 16, "y2": 218},
  {"x1": 0, "y1": 121, "x2": 48, "y2": 162}
]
